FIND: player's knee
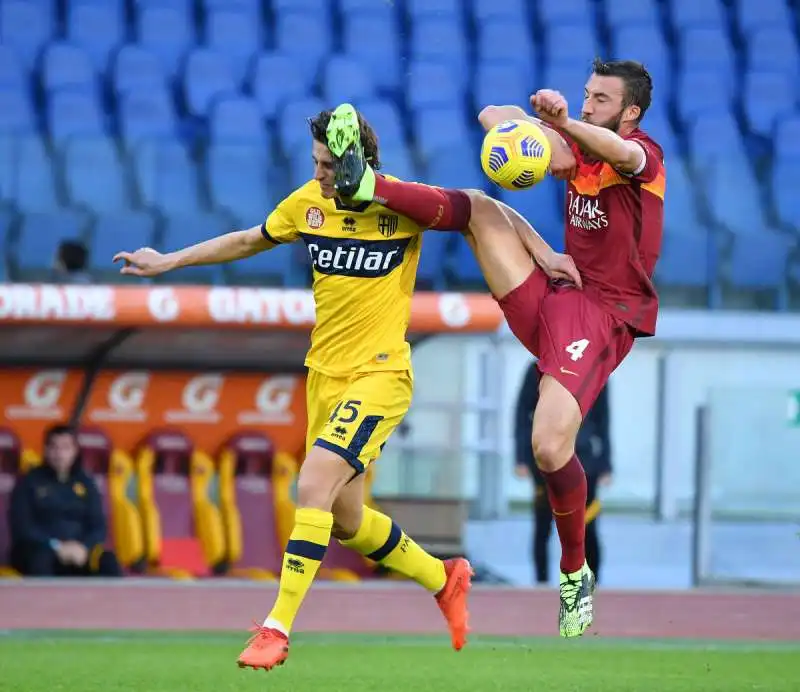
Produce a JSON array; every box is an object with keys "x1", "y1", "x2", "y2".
[
  {"x1": 531, "y1": 427, "x2": 573, "y2": 473},
  {"x1": 331, "y1": 512, "x2": 360, "y2": 541}
]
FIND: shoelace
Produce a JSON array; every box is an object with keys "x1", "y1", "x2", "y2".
[
  {"x1": 245, "y1": 622, "x2": 282, "y2": 648},
  {"x1": 560, "y1": 574, "x2": 583, "y2": 611}
]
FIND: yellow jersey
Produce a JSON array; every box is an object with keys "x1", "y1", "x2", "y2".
[{"x1": 261, "y1": 178, "x2": 424, "y2": 377}]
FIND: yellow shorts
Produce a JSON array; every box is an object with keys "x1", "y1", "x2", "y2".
[{"x1": 305, "y1": 368, "x2": 413, "y2": 473}]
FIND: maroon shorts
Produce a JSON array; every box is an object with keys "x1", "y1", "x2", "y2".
[{"x1": 497, "y1": 269, "x2": 635, "y2": 415}]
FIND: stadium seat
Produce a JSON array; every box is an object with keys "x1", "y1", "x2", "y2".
[
  {"x1": 321, "y1": 55, "x2": 376, "y2": 108},
  {"x1": 209, "y1": 96, "x2": 268, "y2": 147},
  {"x1": 471, "y1": 0, "x2": 526, "y2": 22},
  {"x1": 118, "y1": 88, "x2": 178, "y2": 150},
  {"x1": 772, "y1": 159, "x2": 800, "y2": 231},
  {"x1": 609, "y1": 26, "x2": 672, "y2": 98},
  {"x1": 0, "y1": 0, "x2": 53, "y2": 71},
  {"x1": 476, "y1": 20, "x2": 535, "y2": 72},
  {"x1": 413, "y1": 106, "x2": 472, "y2": 161},
  {"x1": 12, "y1": 136, "x2": 62, "y2": 213},
  {"x1": 674, "y1": 70, "x2": 731, "y2": 123},
  {"x1": 727, "y1": 230, "x2": 793, "y2": 292},
  {"x1": 498, "y1": 178, "x2": 565, "y2": 252},
  {"x1": 0, "y1": 136, "x2": 13, "y2": 205},
  {"x1": 135, "y1": 430, "x2": 227, "y2": 578},
  {"x1": 183, "y1": 48, "x2": 238, "y2": 119},
  {"x1": 206, "y1": 143, "x2": 274, "y2": 226},
  {"x1": 250, "y1": 53, "x2": 308, "y2": 119},
  {"x1": 75, "y1": 427, "x2": 146, "y2": 570},
  {"x1": 687, "y1": 112, "x2": 748, "y2": 176},
  {"x1": 89, "y1": 213, "x2": 156, "y2": 280},
  {"x1": 411, "y1": 17, "x2": 469, "y2": 89},
  {"x1": 0, "y1": 46, "x2": 25, "y2": 90},
  {"x1": 356, "y1": 99, "x2": 406, "y2": 147},
  {"x1": 112, "y1": 45, "x2": 167, "y2": 98},
  {"x1": 159, "y1": 213, "x2": 229, "y2": 284},
  {"x1": 473, "y1": 61, "x2": 529, "y2": 112},
  {"x1": 546, "y1": 24, "x2": 601, "y2": 68},
  {"x1": 274, "y1": 12, "x2": 331, "y2": 85},
  {"x1": 342, "y1": 15, "x2": 403, "y2": 92},
  {"x1": 417, "y1": 232, "x2": 451, "y2": 290},
  {"x1": 663, "y1": 159, "x2": 705, "y2": 238},
  {"x1": 423, "y1": 144, "x2": 485, "y2": 190},
  {"x1": 774, "y1": 115, "x2": 800, "y2": 158},
  {"x1": 278, "y1": 97, "x2": 325, "y2": 155},
  {"x1": 205, "y1": 8, "x2": 261, "y2": 85},
  {"x1": 133, "y1": 139, "x2": 203, "y2": 216},
  {"x1": 678, "y1": 28, "x2": 735, "y2": 90},
  {"x1": 604, "y1": 0, "x2": 658, "y2": 28},
  {"x1": 742, "y1": 72, "x2": 795, "y2": 138},
  {"x1": 66, "y1": 2, "x2": 124, "y2": 73},
  {"x1": 707, "y1": 155, "x2": 772, "y2": 238},
  {"x1": 540, "y1": 65, "x2": 589, "y2": 117},
  {"x1": 653, "y1": 228, "x2": 714, "y2": 290},
  {"x1": 202, "y1": 0, "x2": 259, "y2": 16},
  {"x1": 229, "y1": 240, "x2": 300, "y2": 287},
  {"x1": 41, "y1": 42, "x2": 97, "y2": 94},
  {"x1": 449, "y1": 234, "x2": 487, "y2": 287},
  {"x1": 0, "y1": 89, "x2": 34, "y2": 137},
  {"x1": 47, "y1": 88, "x2": 106, "y2": 149},
  {"x1": 137, "y1": 5, "x2": 194, "y2": 79},
  {"x1": 670, "y1": 0, "x2": 725, "y2": 30},
  {"x1": 13, "y1": 211, "x2": 88, "y2": 279},
  {"x1": 538, "y1": 0, "x2": 591, "y2": 27},
  {"x1": 736, "y1": 0, "x2": 790, "y2": 32},
  {"x1": 641, "y1": 111, "x2": 679, "y2": 159},
  {"x1": 377, "y1": 146, "x2": 418, "y2": 182},
  {"x1": 63, "y1": 137, "x2": 133, "y2": 214},
  {"x1": 406, "y1": 0, "x2": 461, "y2": 20},
  {"x1": 406, "y1": 61, "x2": 463, "y2": 111},
  {"x1": 746, "y1": 28, "x2": 800, "y2": 82},
  {"x1": 340, "y1": 0, "x2": 395, "y2": 15}
]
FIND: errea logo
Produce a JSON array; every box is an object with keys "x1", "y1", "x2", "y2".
[{"x1": 301, "y1": 234, "x2": 411, "y2": 278}]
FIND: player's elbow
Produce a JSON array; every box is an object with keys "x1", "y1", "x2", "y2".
[{"x1": 478, "y1": 106, "x2": 500, "y2": 130}]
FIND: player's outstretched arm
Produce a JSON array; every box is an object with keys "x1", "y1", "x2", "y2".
[{"x1": 112, "y1": 226, "x2": 272, "y2": 277}]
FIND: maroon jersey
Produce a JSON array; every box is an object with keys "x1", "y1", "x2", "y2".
[{"x1": 563, "y1": 128, "x2": 665, "y2": 336}]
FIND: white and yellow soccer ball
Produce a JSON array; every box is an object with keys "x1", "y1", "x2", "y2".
[{"x1": 480, "y1": 119, "x2": 552, "y2": 190}]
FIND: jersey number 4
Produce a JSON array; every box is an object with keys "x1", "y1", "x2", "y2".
[
  {"x1": 565, "y1": 339, "x2": 590, "y2": 361},
  {"x1": 329, "y1": 399, "x2": 361, "y2": 424}
]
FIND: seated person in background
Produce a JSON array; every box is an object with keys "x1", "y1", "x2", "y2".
[
  {"x1": 8, "y1": 424, "x2": 122, "y2": 577},
  {"x1": 52, "y1": 239, "x2": 92, "y2": 284}
]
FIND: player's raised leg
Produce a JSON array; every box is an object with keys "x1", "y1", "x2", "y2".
[
  {"x1": 236, "y1": 447, "x2": 354, "y2": 671},
  {"x1": 332, "y1": 475, "x2": 473, "y2": 650}
]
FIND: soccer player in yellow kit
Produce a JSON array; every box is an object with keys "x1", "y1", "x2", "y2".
[{"x1": 112, "y1": 104, "x2": 473, "y2": 672}]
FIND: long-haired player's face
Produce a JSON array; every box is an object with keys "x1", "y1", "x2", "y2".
[
  {"x1": 581, "y1": 75, "x2": 627, "y2": 132},
  {"x1": 311, "y1": 139, "x2": 337, "y2": 199}
]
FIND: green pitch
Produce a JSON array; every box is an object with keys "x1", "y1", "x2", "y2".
[{"x1": 2, "y1": 631, "x2": 798, "y2": 692}]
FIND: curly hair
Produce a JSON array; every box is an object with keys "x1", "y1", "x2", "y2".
[{"x1": 308, "y1": 109, "x2": 381, "y2": 169}]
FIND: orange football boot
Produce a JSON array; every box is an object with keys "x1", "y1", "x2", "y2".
[
  {"x1": 236, "y1": 623, "x2": 289, "y2": 671},
  {"x1": 435, "y1": 557, "x2": 474, "y2": 651}
]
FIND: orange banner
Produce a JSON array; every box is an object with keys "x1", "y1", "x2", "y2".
[
  {"x1": 0, "y1": 369, "x2": 85, "y2": 450},
  {"x1": 80, "y1": 371, "x2": 308, "y2": 456},
  {"x1": 0, "y1": 284, "x2": 503, "y2": 333}
]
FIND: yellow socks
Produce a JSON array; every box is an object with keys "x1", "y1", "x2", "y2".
[
  {"x1": 340, "y1": 506, "x2": 446, "y2": 593},
  {"x1": 265, "y1": 507, "x2": 332, "y2": 634}
]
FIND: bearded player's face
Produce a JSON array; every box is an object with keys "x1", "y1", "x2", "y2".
[
  {"x1": 312, "y1": 139, "x2": 337, "y2": 198},
  {"x1": 581, "y1": 74, "x2": 627, "y2": 132}
]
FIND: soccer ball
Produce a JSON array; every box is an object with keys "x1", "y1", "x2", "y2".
[{"x1": 480, "y1": 119, "x2": 552, "y2": 191}]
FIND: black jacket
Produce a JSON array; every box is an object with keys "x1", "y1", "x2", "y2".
[
  {"x1": 514, "y1": 363, "x2": 612, "y2": 481},
  {"x1": 8, "y1": 463, "x2": 106, "y2": 551}
]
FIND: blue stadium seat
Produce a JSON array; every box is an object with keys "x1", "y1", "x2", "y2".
[
  {"x1": 406, "y1": 61, "x2": 462, "y2": 111},
  {"x1": 0, "y1": 136, "x2": 13, "y2": 205},
  {"x1": 610, "y1": 26, "x2": 671, "y2": 99},
  {"x1": 356, "y1": 99, "x2": 406, "y2": 146},
  {"x1": 340, "y1": 0, "x2": 394, "y2": 15},
  {"x1": 727, "y1": 231, "x2": 792, "y2": 291},
  {"x1": 89, "y1": 212, "x2": 156, "y2": 275},
  {"x1": 476, "y1": 20, "x2": 535, "y2": 71},
  {"x1": 133, "y1": 139, "x2": 203, "y2": 215},
  {"x1": 473, "y1": 62, "x2": 529, "y2": 112},
  {"x1": 417, "y1": 231, "x2": 450, "y2": 290},
  {"x1": 134, "y1": 0, "x2": 191, "y2": 11},
  {"x1": 272, "y1": 0, "x2": 327, "y2": 15},
  {"x1": 449, "y1": 235, "x2": 485, "y2": 285},
  {"x1": 159, "y1": 212, "x2": 228, "y2": 282},
  {"x1": 202, "y1": 0, "x2": 259, "y2": 15},
  {"x1": 209, "y1": 96, "x2": 268, "y2": 147},
  {"x1": 287, "y1": 149, "x2": 312, "y2": 190},
  {"x1": 278, "y1": 97, "x2": 325, "y2": 156},
  {"x1": 678, "y1": 28, "x2": 735, "y2": 89},
  {"x1": 498, "y1": 179, "x2": 565, "y2": 252},
  {"x1": 662, "y1": 159, "x2": 704, "y2": 237},
  {"x1": 230, "y1": 241, "x2": 300, "y2": 287},
  {"x1": 0, "y1": 89, "x2": 35, "y2": 136},
  {"x1": 736, "y1": 0, "x2": 790, "y2": 32},
  {"x1": 774, "y1": 115, "x2": 800, "y2": 158},
  {"x1": 546, "y1": 24, "x2": 601, "y2": 68},
  {"x1": 407, "y1": 0, "x2": 461, "y2": 20},
  {"x1": 654, "y1": 229, "x2": 713, "y2": 289},
  {"x1": 772, "y1": 159, "x2": 800, "y2": 230},
  {"x1": 675, "y1": 70, "x2": 731, "y2": 123},
  {"x1": 274, "y1": 12, "x2": 331, "y2": 84},
  {"x1": 538, "y1": 0, "x2": 591, "y2": 27},
  {"x1": 540, "y1": 65, "x2": 589, "y2": 116},
  {"x1": 688, "y1": 112, "x2": 747, "y2": 177},
  {"x1": 66, "y1": 2, "x2": 124, "y2": 73},
  {"x1": 137, "y1": 5, "x2": 194, "y2": 79},
  {"x1": 206, "y1": 144, "x2": 274, "y2": 225},
  {"x1": 605, "y1": 0, "x2": 658, "y2": 28},
  {"x1": 206, "y1": 8, "x2": 261, "y2": 85},
  {"x1": 742, "y1": 71, "x2": 795, "y2": 138},
  {"x1": 14, "y1": 211, "x2": 87, "y2": 276},
  {"x1": 414, "y1": 106, "x2": 472, "y2": 160},
  {"x1": 118, "y1": 88, "x2": 177, "y2": 150},
  {"x1": 670, "y1": 0, "x2": 725, "y2": 29},
  {"x1": 0, "y1": 45, "x2": 25, "y2": 90},
  {"x1": 12, "y1": 136, "x2": 62, "y2": 213},
  {"x1": 321, "y1": 56, "x2": 376, "y2": 107},
  {"x1": 342, "y1": 15, "x2": 402, "y2": 92},
  {"x1": 112, "y1": 45, "x2": 167, "y2": 98},
  {"x1": 707, "y1": 154, "x2": 769, "y2": 236},
  {"x1": 41, "y1": 43, "x2": 96, "y2": 94},
  {"x1": 0, "y1": 0, "x2": 53, "y2": 71},
  {"x1": 424, "y1": 145, "x2": 485, "y2": 190},
  {"x1": 47, "y1": 88, "x2": 105, "y2": 148},
  {"x1": 183, "y1": 48, "x2": 238, "y2": 118},
  {"x1": 746, "y1": 28, "x2": 800, "y2": 82},
  {"x1": 411, "y1": 18, "x2": 469, "y2": 88},
  {"x1": 250, "y1": 53, "x2": 308, "y2": 119},
  {"x1": 471, "y1": 0, "x2": 526, "y2": 22},
  {"x1": 378, "y1": 146, "x2": 417, "y2": 182},
  {"x1": 642, "y1": 111, "x2": 679, "y2": 159},
  {"x1": 63, "y1": 137, "x2": 132, "y2": 214}
]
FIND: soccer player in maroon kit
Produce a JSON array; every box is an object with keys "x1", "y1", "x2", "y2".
[{"x1": 341, "y1": 59, "x2": 664, "y2": 637}]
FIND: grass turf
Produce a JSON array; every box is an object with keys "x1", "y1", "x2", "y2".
[{"x1": 2, "y1": 631, "x2": 798, "y2": 692}]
